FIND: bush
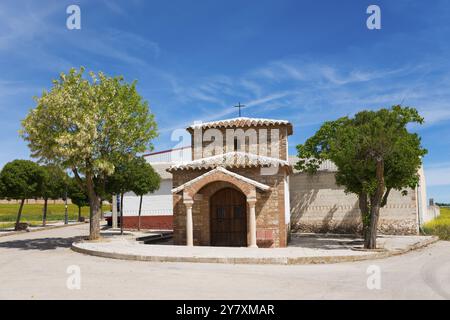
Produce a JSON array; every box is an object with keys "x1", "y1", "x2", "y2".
[{"x1": 423, "y1": 208, "x2": 450, "y2": 240}]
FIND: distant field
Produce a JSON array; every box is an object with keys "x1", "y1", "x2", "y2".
[
  {"x1": 423, "y1": 207, "x2": 450, "y2": 241},
  {"x1": 0, "y1": 203, "x2": 111, "y2": 228}
]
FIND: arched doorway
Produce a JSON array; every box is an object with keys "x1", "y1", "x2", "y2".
[{"x1": 210, "y1": 188, "x2": 247, "y2": 247}]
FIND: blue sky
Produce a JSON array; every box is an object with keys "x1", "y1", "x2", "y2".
[{"x1": 1, "y1": 0, "x2": 450, "y2": 202}]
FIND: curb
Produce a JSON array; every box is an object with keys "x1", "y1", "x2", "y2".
[
  {"x1": 0, "y1": 222, "x2": 86, "y2": 238},
  {"x1": 71, "y1": 236, "x2": 440, "y2": 265}
]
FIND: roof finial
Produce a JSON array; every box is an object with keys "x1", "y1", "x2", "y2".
[{"x1": 234, "y1": 102, "x2": 246, "y2": 117}]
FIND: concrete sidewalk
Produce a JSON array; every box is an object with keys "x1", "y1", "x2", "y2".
[
  {"x1": 0, "y1": 221, "x2": 86, "y2": 238},
  {"x1": 72, "y1": 233, "x2": 438, "y2": 265}
]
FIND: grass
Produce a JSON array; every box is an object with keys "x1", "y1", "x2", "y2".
[
  {"x1": 423, "y1": 207, "x2": 450, "y2": 241},
  {"x1": 0, "y1": 203, "x2": 111, "y2": 228}
]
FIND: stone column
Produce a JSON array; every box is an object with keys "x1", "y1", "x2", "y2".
[
  {"x1": 247, "y1": 198, "x2": 257, "y2": 248},
  {"x1": 184, "y1": 200, "x2": 194, "y2": 246},
  {"x1": 112, "y1": 194, "x2": 118, "y2": 229}
]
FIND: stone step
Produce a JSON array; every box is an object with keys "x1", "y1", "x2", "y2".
[{"x1": 137, "y1": 232, "x2": 173, "y2": 244}]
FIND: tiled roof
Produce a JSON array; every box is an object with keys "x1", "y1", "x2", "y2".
[
  {"x1": 167, "y1": 152, "x2": 291, "y2": 172},
  {"x1": 150, "y1": 162, "x2": 173, "y2": 179},
  {"x1": 148, "y1": 154, "x2": 337, "y2": 179},
  {"x1": 171, "y1": 167, "x2": 271, "y2": 194},
  {"x1": 187, "y1": 117, "x2": 293, "y2": 135},
  {"x1": 288, "y1": 156, "x2": 338, "y2": 172}
]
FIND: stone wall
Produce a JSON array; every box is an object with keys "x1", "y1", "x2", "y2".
[
  {"x1": 289, "y1": 172, "x2": 419, "y2": 235},
  {"x1": 172, "y1": 167, "x2": 288, "y2": 247},
  {"x1": 191, "y1": 126, "x2": 289, "y2": 161},
  {"x1": 424, "y1": 205, "x2": 441, "y2": 222}
]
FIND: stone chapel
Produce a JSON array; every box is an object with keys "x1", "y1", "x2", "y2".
[{"x1": 168, "y1": 118, "x2": 293, "y2": 248}]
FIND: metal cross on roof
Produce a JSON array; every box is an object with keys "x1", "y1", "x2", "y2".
[{"x1": 234, "y1": 102, "x2": 246, "y2": 117}]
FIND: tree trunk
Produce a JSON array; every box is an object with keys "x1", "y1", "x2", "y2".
[
  {"x1": 120, "y1": 193, "x2": 124, "y2": 235},
  {"x1": 358, "y1": 192, "x2": 369, "y2": 235},
  {"x1": 15, "y1": 198, "x2": 25, "y2": 231},
  {"x1": 88, "y1": 195, "x2": 101, "y2": 240},
  {"x1": 364, "y1": 159, "x2": 385, "y2": 249},
  {"x1": 138, "y1": 194, "x2": 143, "y2": 231},
  {"x1": 85, "y1": 172, "x2": 101, "y2": 240},
  {"x1": 78, "y1": 206, "x2": 82, "y2": 222},
  {"x1": 366, "y1": 203, "x2": 381, "y2": 249},
  {"x1": 43, "y1": 198, "x2": 48, "y2": 226}
]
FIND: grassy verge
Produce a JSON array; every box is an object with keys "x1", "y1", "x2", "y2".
[
  {"x1": 423, "y1": 207, "x2": 450, "y2": 240},
  {"x1": 0, "y1": 203, "x2": 111, "y2": 228}
]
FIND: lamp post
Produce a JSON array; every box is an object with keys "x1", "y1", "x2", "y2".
[
  {"x1": 120, "y1": 194, "x2": 124, "y2": 235},
  {"x1": 64, "y1": 187, "x2": 68, "y2": 225}
]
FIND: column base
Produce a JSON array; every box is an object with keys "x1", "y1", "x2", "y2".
[{"x1": 248, "y1": 244, "x2": 258, "y2": 248}]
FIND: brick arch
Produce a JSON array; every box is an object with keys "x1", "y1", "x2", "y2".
[
  {"x1": 198, "y1": 181, "x2": 244, "y2": 199},
  {"x1": 183, "y1": 170, "x2": 256, "y2": 200}
]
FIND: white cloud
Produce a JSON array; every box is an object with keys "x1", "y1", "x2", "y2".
[{"x1": 155, "y1": 56, "x2": 450, "y2": 141}]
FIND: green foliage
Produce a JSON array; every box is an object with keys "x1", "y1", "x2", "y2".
[
  {"x1": 296, "y1": 105, "x2": 427, "y2": 248},
  {"x1": 67, "y1": 178, "x2": 89, "y2": 209},
  {"x1": 20, "y1": 67, "x2": 158, "y2": 238},
  {"x1": 296, "y1": 105, "x2": 427, "y2": 198},
  {"x1": 0, "y1": 160, "x2": 45, "y2": 200},
  {"x1": 105, "y1": 157, "x2": 161, "y2": 196},
  {"x1": 423, "y1": 208, "x2": 450, "y2": 241},
  {"x1": 0, "y1": 179, "x2": 5, "y2": 199},
  {"x1": 20, "y1": 67, "x2": 158, "y2": 176},
  {"x1": 41, "y1": 165, "x2": 69, "y2": 200},
  {"x1": 130, "y1": 157, "x2": 160, "y2": 196}
]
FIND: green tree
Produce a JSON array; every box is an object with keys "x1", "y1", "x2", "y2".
[
  {"x1": 0, "y1": 179, "x2": 5, "y2": 199},
  {"x1": 0, "y1": 160, "x2": 45, "y2": 230},
  {"x1": 21, "y1": 67, "x2": 158, "y2": 239},
  {"x1": 105, "y1": 157, "x2": 160, "y2": 232},
  {"x1": 104, "y1": 160, "x2": 133, "y2": 233},
  {"x1": 41, "y1": 165, "x2": 69, "y2": 226},
  {"x1": 68, "y1": 178, "x2": 89, "y2": 222},
  {"x1": 295, "y1": 106, "x2": 427, "y2": 249},
  {"x1": 129, "y1": 158, "x2": 160, "y2": 230}
]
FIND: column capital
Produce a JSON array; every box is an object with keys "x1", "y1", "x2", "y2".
[
  {"x1": 184, "y1": 199, "x2": 194, "y2": 209},
  {"x1": 247, "y1": 197, "x2": 257, "y2": 206}
]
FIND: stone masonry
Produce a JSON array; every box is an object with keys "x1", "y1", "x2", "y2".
[{"x1": 170, "y1": 118, "x2": 293, "y2": 248}]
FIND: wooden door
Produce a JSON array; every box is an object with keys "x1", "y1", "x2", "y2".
[{"x1": 210, "y1": 188, "x2": 247, "y2": 247}]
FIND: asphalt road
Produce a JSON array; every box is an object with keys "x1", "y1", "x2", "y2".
[{"x1": 0, "y1": 223, "x2": 448, "y2": 299}]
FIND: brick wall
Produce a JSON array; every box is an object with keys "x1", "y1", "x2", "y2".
[
  {"x1": 191, "y1": 126, "x2": 289, "y2": 161},
  {"x1": 172, "y1": 167, "x2": 289, "y2": 247},
  {"x1": 121, "y1": 215, "x2": 173, "y2": 230}
]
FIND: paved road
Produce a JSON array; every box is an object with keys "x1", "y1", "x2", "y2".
[{"x1": 0, "y1": 223, "x2": 448, "y2": 299}]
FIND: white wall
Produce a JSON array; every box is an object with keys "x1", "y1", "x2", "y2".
[
  {"x1": 145, "y1": 147, "x2": 191, "y2": 163},
  {"x1": 122, "y1": 180, "x2": 173, "y2": 216}
]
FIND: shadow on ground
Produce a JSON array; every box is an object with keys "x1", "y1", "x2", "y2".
[
  {"x1": 0, "y1": 236, "x2": 84, "y2": 251},
  {"x1": 145, "y1": 234, "x2": 364, "y2": 249}
]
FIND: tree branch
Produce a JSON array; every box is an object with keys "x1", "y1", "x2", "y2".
[
  {"x1": 381, "y1": 187, "x2": 391, "y2": 207},
  {"x1": 72, "y1": 167, "x2": 85, "y2": 190}
]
